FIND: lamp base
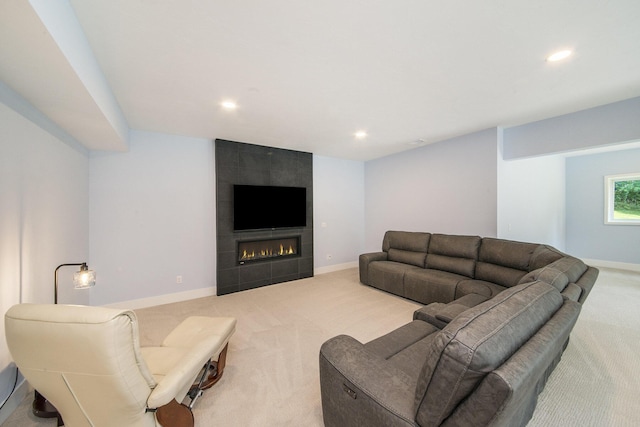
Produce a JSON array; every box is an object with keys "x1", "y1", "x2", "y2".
[{"x1": 32, "y1": 390, "x2": 60, "y2": 419}]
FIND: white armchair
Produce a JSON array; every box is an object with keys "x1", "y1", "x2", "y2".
[{"x1": 4, "y1": 304, "x2": 236, "y2": 427}]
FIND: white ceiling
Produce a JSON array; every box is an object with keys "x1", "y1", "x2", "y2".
[{"x1": 1, "y1": 0, "x2": 639, "y2": 161}]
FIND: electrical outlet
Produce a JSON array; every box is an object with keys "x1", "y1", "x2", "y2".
[
  {"x1": 176, "y1": 275, "x2": 183, "y2": 284},
  {"x1": 326, "y1": 254, "x2": 332, "y2": 260}
]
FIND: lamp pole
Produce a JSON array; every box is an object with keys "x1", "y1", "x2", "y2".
[{"x1": 54, "y1": 262, "x2": 88, "y2": 304}]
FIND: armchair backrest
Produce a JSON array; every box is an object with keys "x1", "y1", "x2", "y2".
[
  {"x1": 414, "y1": 281, "x2": 574, "y2": 427},
  {"x1": 5, "y1": 304, "x2": 158, "y2": 427}
]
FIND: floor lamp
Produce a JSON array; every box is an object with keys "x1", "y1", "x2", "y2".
[{"x1": 33, "y1": 263, "x2": 96, "y2": 422}]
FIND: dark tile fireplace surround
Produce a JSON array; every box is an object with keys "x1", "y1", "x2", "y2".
[{"x1": 215, "y1": 139, "x2": 313, "y2": 295}]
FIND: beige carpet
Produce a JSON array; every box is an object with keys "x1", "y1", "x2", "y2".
[{"x1": 3, "y1": 267, "x2": 639, "y2": 426}]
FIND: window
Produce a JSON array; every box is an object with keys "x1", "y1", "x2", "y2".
[{"x1": 604, "y1": 173, "x2": 640, "y2": 225}]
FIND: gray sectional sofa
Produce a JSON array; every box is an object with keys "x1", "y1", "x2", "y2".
[
  {"x1": 319, "y1": 231, "x2": 599, "y2": 427},
  {"x1": 359, "y1": 231, "x2": 597, "y2": 314}
]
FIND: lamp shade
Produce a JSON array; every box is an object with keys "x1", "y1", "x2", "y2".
[{"x1": 73, "y1": 268, "x2": 96, "y2": 289}]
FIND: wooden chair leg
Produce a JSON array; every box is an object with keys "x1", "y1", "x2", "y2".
[
  {"x1": 191, "y1": 343, "x2": 229, "y2": 393},
  {"x1": 204, "y1": 343, "x2": 228, "y2": 389},
  {"x1": 156, "y1": 399, "x2": 194, "y2": 427}
]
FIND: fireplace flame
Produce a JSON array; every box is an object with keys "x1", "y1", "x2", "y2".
[{"x1": 240, "y1": 245, "x2": 295, "y2": 261}]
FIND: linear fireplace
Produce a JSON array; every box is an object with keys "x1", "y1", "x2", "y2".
[
  {"x1": 216, "y1": 139, "x2": 313, "y2": 296},
  {"x1": 238, "y1": 236, "x2": 301, "y2": 265}
]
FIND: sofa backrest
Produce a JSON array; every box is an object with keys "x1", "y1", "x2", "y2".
[
  {"x1": 475, "y1": 238, "x2": 539, "y2": 287},
  {"x1": 444, "y1": 295, "x2": 581, "y2": 427},
  {"x1": 383, "y1": 231, "x2": 431, "y2": 268},
  {"x1": 426, "y1": 234, "x2": 481, "y2": 278},
  {"x1": 413, "y1": 281, "x2": 564, "y2": 427}
]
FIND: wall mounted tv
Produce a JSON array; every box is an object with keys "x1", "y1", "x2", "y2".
[{"x1": 233, "y1": 185, "x2": 307, "y2": 231}]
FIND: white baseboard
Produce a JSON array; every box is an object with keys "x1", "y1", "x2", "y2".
[
  {"x1": 0, "y1": 377, "x2": 27, "y2": 425},
  {"x1": 103, "y1": 287, "x2": 217, "y2": 310},
  {"x1": 315, "y1": 261, "x2": 358, "y2": 275},
  {"x1": 103, "y1": 262, "x2": 359, "y2": 310},
  {"x1": 582, "y1": 258, "x2": 640, "y2": 273}
]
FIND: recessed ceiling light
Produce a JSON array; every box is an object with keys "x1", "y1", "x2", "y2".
[
  {"x1": 221, "y1": 100, "x2": 238, "y2": 110},
  {"x1": 546, "y1": 50, "x2": 572, "y2": 62},
  {"x1": 355, "y1": 130, "x2": 367, "y2": 139}
]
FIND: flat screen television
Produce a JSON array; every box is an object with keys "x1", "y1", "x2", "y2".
[{"x1": 233, "y1": 185, "x2": 307, "y2": 231}]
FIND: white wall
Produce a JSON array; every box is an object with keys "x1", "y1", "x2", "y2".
[
  {"x1": 89, "y1": 130, "x2": 216, "y2": 306},
  {"x1": 497, "y1": 151, "x2": 566, "y2": 249},
  {"x1": 566, "y1": 147, "x2": 640, "y2": 265},
  {"x1": 364, "y1": 128, "x2": 498, "y2": 251},
  {"x1": 313, "y1": 155, "x2": 365, "y2": 270},
  {"x1": 0, "y1": 98, "x2": 89, "y2": 384}
]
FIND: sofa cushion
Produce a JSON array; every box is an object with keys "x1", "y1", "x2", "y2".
[
  {"x1": 368, "y1": 261, "x2": 421, "y2": 297},
  {"x1": 428, "y1": 234, "x2": 481, "y2": 259},
  {"x1": 455, "y1": 279, "x2": 506, "y2": 299},
  {"x1": 426, "y1": 234, "x2": 480, "y2": 277},
  {"x1": 518, "y1": 266, "x2": 569, "y2": 292},
  {"x1": 452, "y1": 293, "x2": 490, "y2": 308},
  {"x1": 562, "y1": 282, "x2": 583, "y2": 301},
  {"x1": 478, "y1": 238, "x2": 538, "y2": 271},
  {"x1": 426, "y1": 254, "x2": 475, "y2": 278},
  {"x1": 474, "y1": 262, "x2": 527, "y2": 288},
  {"x1": 388, "y1": 248, "x2": 426, "y2": 268},
  {"x1": 547, "y1": 256, "x2": 588, "y2": 283},
  {"x1": 404, "y1": 269, "x2": 467, "y2": 304},
  {"x1": 382, "y1": 231, "x2": 430, "y2": 253},
  {"x1": 529, "y1": 245, "x2": 565, "y2": 270},
  {"x1": 414, "y1": 281, "x2": 563, "y2": 426}
]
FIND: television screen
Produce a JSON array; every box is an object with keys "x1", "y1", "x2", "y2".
[{"x1": 234, "y1": 185, "x2": 307, "y2": 231}]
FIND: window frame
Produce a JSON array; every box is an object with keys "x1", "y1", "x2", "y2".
[{"x1": 604, "y1": 173, "x2": 640, "y2": 225}]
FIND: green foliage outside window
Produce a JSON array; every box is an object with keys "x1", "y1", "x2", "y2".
[{"x1": 614, "y1": 179, "x2": 640, "y2": 219}]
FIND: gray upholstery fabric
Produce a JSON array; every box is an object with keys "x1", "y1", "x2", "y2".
[
  {"x1": 413, "y1": 303, "x2": 449, "y2": 329},
  {"x1": 529, "y1": 245, "x2": 566, "y2": 270},
  {"x1": 414, "y1": 281, "x2": 563, "y2": 427},
  {"x1": 404, "y1": 269, "x2": 467, "y2": 304},
  {"x1": 575, "y1": 266, "x2": 599, "y2": 303},
  {"x1": 426, "y1": 254, "x2": 475, "y2": 278},
  {"x1": 383, "y1": 231, "x2": 431, "y2": 253},
  {"x1": 546, "y1": 256, "x2": 587, "y2": 283},
  {"x1": 320, "y1": 277, "x2": 587, "y2": 427},
  {"x1": 359, "y1": 252, "x2": 388, "y2": 284},
  {"x1": 455, "y1": 279, "x2": 506, "y2": 299},
  {"x1": 365, "y1": 320, "x2": 440, "y2": 377},
  {"x1": 478, "y1": 238, "x2": 537, "y2": 271},
  {"x1": 340, "y1": 231, "x2": 599, "y2": 427},
  {"x1": 389, "y1": 248, "x2": 427, "y2": 268},
  {"x1": 426, "y1": 234, "x2": 480, "y2": 277},
  {"x1": 413, "y1": 294, "x2": 490, "y2": 329},
  {"x1": 475, "y1": 262, "x2": 527, "y2": 288},
  {"x1": 562, "y1": 282, "x2": 583, "y2": 301},
  {"x1": 452, "y1": 293, "x2": 490, "y2": 308},
  {"x1": 360, "y1": 231, "x2": 598, "y2": 310},
  {"x1": 428, "y1": 234, "x2": 481, "y2": 259},
  {"x1": 319, "y1": 335, "x2": 420, "y2": 427},
  {"x1": 369, "y1": 261, "x2": 421, "y2": 297},
  {"x1": 444, "y1": 298, "x2": 581, "y2": 427},
  {"x1": 518, "y1": 266, "x2": 569, "y2": 292}
]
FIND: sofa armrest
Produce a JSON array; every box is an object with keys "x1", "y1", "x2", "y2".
[
  {"x1": 319, "y1": 335, "x2": 417, "y2": 427},
  {"x1": 575, "y1": 266, "x2": 599, "y2": 303},
  {"x1": 359, "y1": 252, "x2": 388, "y2": 284},
  {"x1": 414, "y1": 303, "x2": 448, "y2": 329}
]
